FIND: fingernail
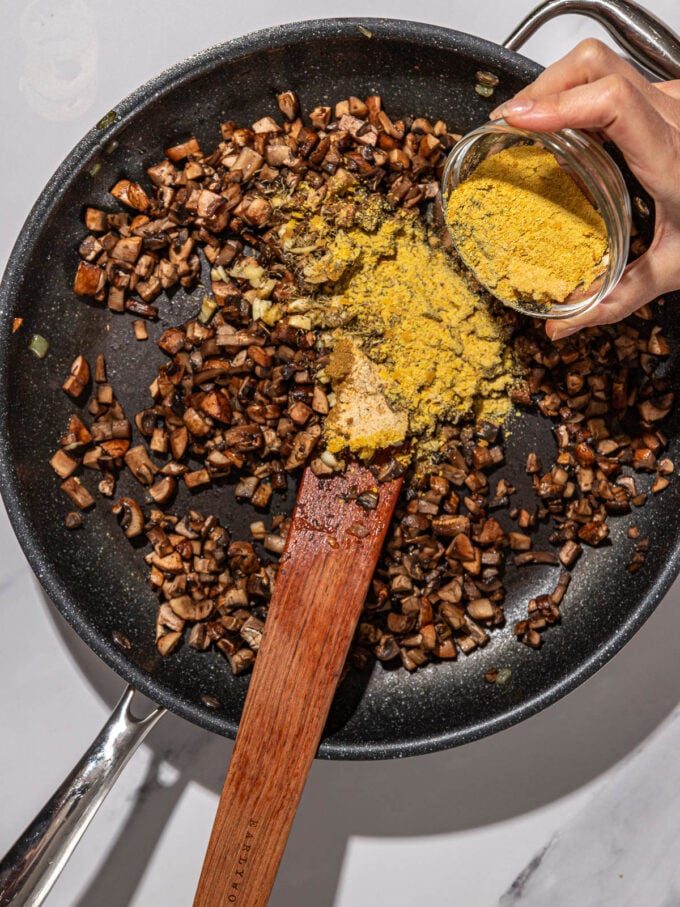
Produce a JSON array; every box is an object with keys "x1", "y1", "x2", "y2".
[
  {"x1": 492, "y1": 98, "x2": 535, "y2": 120},
  {"x1": 549, "y1": 325, "x2": 579, "y2": 342}
]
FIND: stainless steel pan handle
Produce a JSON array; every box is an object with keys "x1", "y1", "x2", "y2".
[
  {"x1": 505, "y1": 0, "x2": 680, "y2": 80},
  {"x1": 0, "y1": 686, "x2": 165, "y2": 906}
]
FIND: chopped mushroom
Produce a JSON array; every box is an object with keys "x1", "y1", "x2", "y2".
[
  {"x1": 64, "y1": 511, "x2": 83, "y2": 530},
  {"x1": 124, "y1": 445, "x2": 157, "y2": 485},
  {"x1": 277, "y1": 90, "x2": 300, "y2": 121},
  {"x1": 149, "y1": 476, "x2": 177, "y2": 504},
  {"x1": 61, "y1": 477, "x2": 95, "y2": 510},
  {"x1": 112, "y1": 497, "x2": 145, "y2": 538},
  {"x1": 50, "y1": 449, "x2": 79, "y2": 479},
  {"x1": 62, "y1": 355, "x2": 90, "y2": 398},
  {"x1": 110, "y1": 179, "x2": 150, "y2": 212},
  {"x1": 55, "y1": 92, "x2": 676, "y2": 675}
]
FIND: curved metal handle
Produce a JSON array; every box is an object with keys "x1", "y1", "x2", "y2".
[
  {"x1": 0, "y1": 685, "x2": 165, "y2": 906},
  {"x1": 505, "y1": 0, "x2": 680, "y2": 80}
]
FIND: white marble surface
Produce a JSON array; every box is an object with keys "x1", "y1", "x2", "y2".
[{"x1": 1, "y1": 1, "x2": 680, "y2": 905}]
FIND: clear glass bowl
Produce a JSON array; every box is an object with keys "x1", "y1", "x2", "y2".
[{"x1": 441, "y1": 119, "x2": 632, "y2": 320}]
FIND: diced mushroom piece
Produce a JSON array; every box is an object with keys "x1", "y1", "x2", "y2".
[
  {"x1": 284, "y1": 429, "x2": 318, "y2": 470},
  {"x1": 559, "y1": 540, "x2": 582, "y2": 567},
  {"x1": 157, "y1": 632, "x2": 182, "y2": 656},
  {"x1": 158, "y1": 326, "x2": 186, "y2": 355},
  {"x1": 61, "y1": 477, "x2": 95, "y2": 510},
  {"x1": 149, "y1": 426, "x2": 168, "y2": 454},
  {"x1": 658, "y1": 457, "x2": 675, "y2": 475},
  {"x1": 264, "y1": 534, "x2": 285, "y2": 554},
  {"x1": 170, "y1": 426, "x2": 189, "y2": 460},
  {"x1": 199, "y1": 390, "x2": 232, "y2": 424},
  {"x1": 231, "y1": 147, "x2": 263, "y2": 181},
  {"x1": 309, "y1": 105, "x2": 332, "y2": 128},
  {"x1": 112, "y1": 497, "x2": 145, "y2": 538},
  {"x1": 79, "y1": 236, "x2": 103, "y2": 266},
  {"x1": 124, "y1": 445, "x2": 157, "y2": 485},
  {"x1": 110, "y1": 179, "x2": 150, "y2": 212},
  {"x1": 578, "y1": 521, "x2": 610, "y2": 546},
  {"x1": 50, "y1": 449, "x2": 79, "y2": 479},
  {"x1": 513, "y1": 550, "x2": 559, "y2": 566},
  {"x1": 432, "y1": 515, "x2": 470, "y2": 537},
  {"x1": 184, "y1": 468, "x2": 211, "y2": 490},
  {"x1": 133, "y1": 280, "x2": 162, "y2": 306},
  {"x1": 251, "y1": 482, "x2": 272, "y2": 509},
  {"x1": 638, "y1": 397, "x2": 673, "y2": 423},
  {"x1": 165, "y1": 137, "x2": 201, "y2": 162},
  {"x1": 227, "y1": 648, "x2": 255, "y2": 675},
  {"x1": 277, "y1": 91, "x2": 299, "y2": 121},
  {"x1": 632, "y1": 448, "x2": 657, "y2": 472},
  {"x1": 238, "y1": 195, "x2": 272, "y2": 227},
  {"x1": 84, "y1": 207, "x2": 108, "y2": 232},
  {"x1": 467, "y1": 599, "x2": 494, "y2": 621},
  {"x1": 100, "y1": 439, "x2": 130, "y2": 459},
  {"x1": 74, "y1": 261, "x2": 105, "y2": 297},
  {"x1": 550, "y1": 571, "x2": 572, "y2": 606},
  {"x1": 149, "y1": 476, "x2": 177, "y2": 504},
  {"x1": 168, "y1": 595, "x2": 214, "y2": 621},
  {"x1": 648, "y1": 326, "x2": 670, "y2": 357},
  {"x1": 61, "y1": 355, "x2": 91, "y2": 398},
  {"x1": 94, "y1": 354, "x2": 107, "y2": 383},
  {"x1": 508, "y1": 531, "x2": 532, "y2": 551},
  {"x1": 96, "y1": 384, "x2": 114, "y2": 405},
  {"x1": 149, "y1": 551, "x2": 184, "y2": 574},
  {"x1": 64, "y1": 511, "x2": 83, "y2": 530},
  {"x1": 108, "y1": 286, "x2": 126, "y2": 312},
  {"x1": 146, "y1": 159, "x2": 176, "y2": 186},
  {"x1": 98, "y1": 472, "x2": 116, "y2": 497},
  {"x1": 240, "y1": 616, "x2": 264, "y2": 651},
  {"x1": 183, "y1": 407, "x2": 212, "y2": 438},
  {"x1": 188, "y1": 624, "x2": 211, "y2": 651},
  {"x1": 111, "y1": 235, "x2": 143, "y2": 263},
  {"x1": 197, "y1": 189, "x2": 226, "y2": 219},
  {"x1": 651, "y1": 475, "x2": 669, "y2": 494},
  {"x1": 252, "y1": 116, "x2": 280, "y2": 133},
  {"x1": 82, "y1": 448, "x2": 103, "y2": 470},
  {"x1": 92, "y1": 419, "x2": 130, "y2": 442}
]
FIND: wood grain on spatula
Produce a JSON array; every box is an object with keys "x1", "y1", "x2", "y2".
[{"x1": 193, "y1": 462, "x2": 403, "y2": 907}]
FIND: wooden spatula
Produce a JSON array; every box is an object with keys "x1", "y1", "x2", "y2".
[{"x1": 193, "y1": 461, "x2": 403, "y2": 907}]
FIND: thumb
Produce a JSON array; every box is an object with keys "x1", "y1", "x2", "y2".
[{"x1": 546, "y1": 248, "x2": 673, "y2": 340}]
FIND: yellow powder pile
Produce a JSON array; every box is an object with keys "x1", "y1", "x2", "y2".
[
  {"x1": 447, "y1": 144, "x2": 608, "y2": 308},
  {"x1": 324, "y1": 338, "x2": 408, "y2": 458},
  {"x1": 319, "y1": 212, "x2": 515, "y2": 452}
]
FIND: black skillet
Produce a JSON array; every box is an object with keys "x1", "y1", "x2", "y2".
[{"x1": 2, "y1": 2, "x2": 680, "y2": 903}]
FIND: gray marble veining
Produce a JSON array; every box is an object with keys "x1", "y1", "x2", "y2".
[{"x1": 503, "y1": 706, "x2": 680, "y2": 907}]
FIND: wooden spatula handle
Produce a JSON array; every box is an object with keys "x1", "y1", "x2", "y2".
[{"x1": 193, "y1": 465, "x2": 402, "y2": 907}]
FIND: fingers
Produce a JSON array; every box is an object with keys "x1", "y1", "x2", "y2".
[
  {"x1": 653, "y1": 79, "x2": 680, "y2": 100},
  {"x1": 492, "y1": 75, "x2": 677, "y2": 196},
  {"x1": 493, "y1": 38, "x2": 650, "y2": 110},
  {"x1": 546, "y1": 244, "x2": 677, "y2": 340},
  {"x1": 491, "y1": 39, "x2": 679, "y2": 128}
]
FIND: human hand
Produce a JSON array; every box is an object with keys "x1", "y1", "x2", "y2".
[{"x1": 490, "y1": 39, "x2": 680, "y2": 340}]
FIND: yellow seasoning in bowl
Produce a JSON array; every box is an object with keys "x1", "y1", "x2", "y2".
[{"x1": 446, "y1": 144, "x2": 608, "y2": 311}]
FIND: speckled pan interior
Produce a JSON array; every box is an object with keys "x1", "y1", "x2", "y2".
[{"x1": 1, "y1": 18, "x2": 679, "y2": 760}]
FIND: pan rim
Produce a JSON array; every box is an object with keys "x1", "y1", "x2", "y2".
[{"x1": 1, "y1": 16, "x2": 676, "y2": 760}]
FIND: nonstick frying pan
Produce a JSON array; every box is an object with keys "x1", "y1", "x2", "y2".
[{"x1": 2, "y1": 1, "x2": 680, "y2": 903}]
